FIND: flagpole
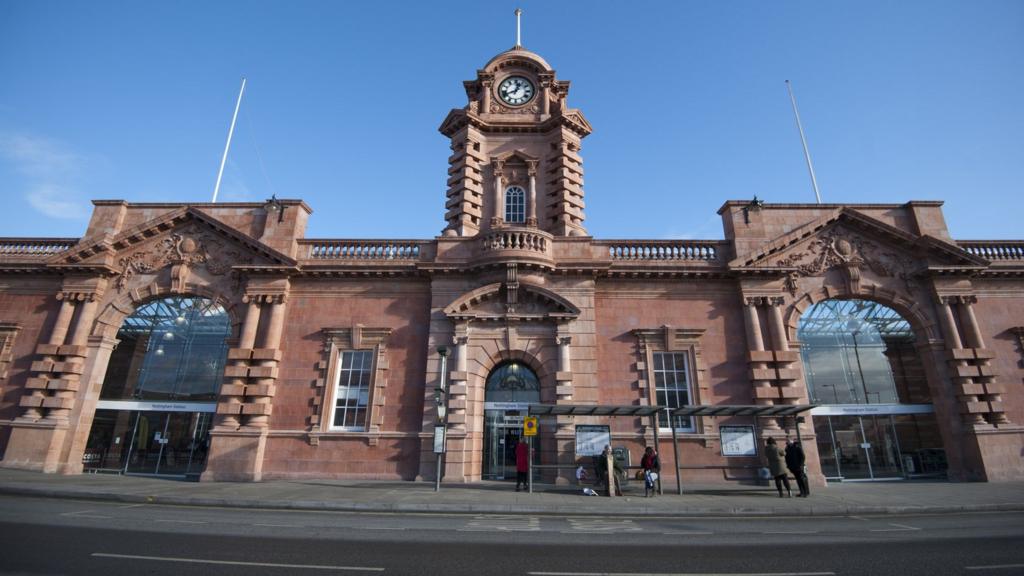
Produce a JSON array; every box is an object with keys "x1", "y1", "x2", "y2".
[
  {"x1": 785, "y1": 80, "x2": 822, "y2": 204},
  {"x1": 212, "y1": 77, "x2": 246, "y2": 203}
]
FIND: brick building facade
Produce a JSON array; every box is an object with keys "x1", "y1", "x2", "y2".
[{"x1": 1, "y1": 45, "x2": 1022, "y2": 485}]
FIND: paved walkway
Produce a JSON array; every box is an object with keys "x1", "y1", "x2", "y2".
[{"x1": 1, "y1": 468, "x2": 1023, "y2": 517}]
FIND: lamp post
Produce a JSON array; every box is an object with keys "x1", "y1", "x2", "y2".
[
  {"x1": 846, "y1": 318, "x2": 869, "y2": 404},
  {"x1": 434, "y1": 346, "x2": 450, "y2": 492}
]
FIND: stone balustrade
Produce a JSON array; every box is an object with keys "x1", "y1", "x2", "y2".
[
  {"x1": 959, "y1": 241, "x2": 1024, "y2": 262},
  {"x1": 479, "y1": 229, "x2": 550, "y2": 255},
  {"x1": 600, "y1": 240, "x2": 725, "y2": 262},
  {"x1": 301, "y1": 240, "x2": 424, "y2": 260},
  {"x1": 0, "y1": 238, "x2": 77, "y2": 259}
]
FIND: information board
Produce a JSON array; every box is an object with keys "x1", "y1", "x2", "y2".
[
  {"x1": 720, "y1": 425, "x2": 757, "y2": 457},
  {"x1": 575, "y1": 425, "x2": 611, "y2": 457}
]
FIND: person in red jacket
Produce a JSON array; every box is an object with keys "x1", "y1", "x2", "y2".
[{"x1": 515, "y1": 438, "x2": 529, "y2": 491}]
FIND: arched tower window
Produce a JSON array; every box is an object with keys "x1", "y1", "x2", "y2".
[{"x1": 504, "y1": 185, "x2": 526, "y2": 223}]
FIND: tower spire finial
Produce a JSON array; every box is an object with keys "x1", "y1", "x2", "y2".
[{"x1": 514, "y1": 8, "x2": 522, "y2": 48}]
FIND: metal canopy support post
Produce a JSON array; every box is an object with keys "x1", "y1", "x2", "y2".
[
  {"x1": 650, "y1": 413, "x2": 663, "y2": 495},
  {"x1": 669, "y1": 408, "x2": 682, "y2": 495},
  {"x1": 528, "y1": 435, "x2": 534, "y2": 494},
  {"x1": 434, "y1": 347, "x2": 449, "y2": 493}
]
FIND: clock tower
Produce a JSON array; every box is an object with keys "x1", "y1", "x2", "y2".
[{"x1": 439, "y1": 44, "x2": 592, "y2": 237}]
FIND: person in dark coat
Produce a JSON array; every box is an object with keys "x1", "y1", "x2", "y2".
[
  {"x1": 785, "y1": 438, "x2": 810, "y2": 497},
  {"x1": 764, "y1": 437, "x2": 792, "y2": 497},
  {"x1": 514, "y1": 439, "x2": 529, "y2": 491},
  {"x1": 640, "y1": 446, "x2": 661, "y2": 498}
]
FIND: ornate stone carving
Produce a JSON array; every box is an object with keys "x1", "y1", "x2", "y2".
[
  {"x1": 116, "y1": 227, "x2": 253, "y2": 292},
  {"x1": 773, "y1": 228, "x2": 920, "y2": 295},
  {"x1": 490, "y1": 97, "x2": 540, "y2": 115}
]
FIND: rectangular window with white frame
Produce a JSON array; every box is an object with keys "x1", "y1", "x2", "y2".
[
  {"x1": 331, "y1": 350, "x2": 374, "y2": 430},
  {"x1": 653, "y1": 351, "x2": 695, "y2": 431}
]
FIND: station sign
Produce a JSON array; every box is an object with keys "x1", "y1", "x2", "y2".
[{"x1": 523, "y1": 416, "x2": 538, "y2": 437}]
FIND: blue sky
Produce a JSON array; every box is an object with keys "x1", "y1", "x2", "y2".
[{"x1": 1, "y1": 1, "x2": 1021, "y2": 240}]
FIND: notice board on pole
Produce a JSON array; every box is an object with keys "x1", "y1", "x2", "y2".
[{"x1": 575, "y1": 425, "x2": 611, "y2": 457}]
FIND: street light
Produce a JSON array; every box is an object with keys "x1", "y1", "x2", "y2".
[
  {"x1": 434, "y1": 346, "x2": 450, "y2": 492},
  {"x1": 846, "y1": 317, "x2": 869, "y2": 404}
]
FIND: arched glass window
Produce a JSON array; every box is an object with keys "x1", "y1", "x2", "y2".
[
  {"x1": 100, "y1": 296, "x2": 231, "y2": 401},
  {"x1": 505, "y1": 185, "x2": 526, "y2": 223},
  {"x1": 797, "y1": 299, "x2": 920, "y2": 405},
  {"x1": 485, "y1": 361, "x2": 540, "y2": 403}
]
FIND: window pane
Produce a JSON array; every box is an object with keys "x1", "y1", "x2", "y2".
[
  {"x1": 333, "y1": 350, "x2": 374, "y2": 430},
  {"x1": 652, "y1": 351, "x2": 694, "y2": 431}
]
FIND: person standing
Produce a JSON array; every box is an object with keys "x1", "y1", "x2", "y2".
[
  {"x1": 785, "y1": 438, "x2": 810, "y2": 497},
  {"x1": 514, "y1": 438, "x2": 529, "y2": 492},
  {"x1": 765, "y1": 437, "x2": 792, "y2": 498},
  {"x1": 640, "y1": 446, "x2": 661, "y2": 498}
]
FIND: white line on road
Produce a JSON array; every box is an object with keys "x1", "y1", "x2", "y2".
[
  {"x1": 848, "y1": 516, "x2": 869, "y2": 521},
  {"x1": 254, "y1": 523, "x2": 304, "y2": 528},
  {"x1": 527, "y1": 572, "x2": 836, "y2": 576},
  {"x1": 661, "y1": 531, "x2": 714, "y2": 535},
  {"x1": 870, "y1": 523, "x2": 921, "y2": 532},
  {"x1": 965, "y1": 564, "x2": 1024, "y2": 571},
  {"x1": 118, "y1": 503, "x2": 146, "y2": 509},
  {"x1": 154, "y1": 519, "x2": 208, "y2": 525},
  {"x1": 91, "y1": 553, "x2": 384, "y2": 572},
  {"x1": 762, "y1": 531, "x2": 820, "y2": 534},
  {"x1": 62, "y1": 514, "x2": 114, "y2": 519}
]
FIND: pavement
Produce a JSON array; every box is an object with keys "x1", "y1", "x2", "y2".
[{"x1": 1, "y1": 467, "x2": 1023, "y2": 517}]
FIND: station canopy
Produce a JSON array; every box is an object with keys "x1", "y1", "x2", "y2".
[
  {"x1": 671, "y1": 404, "x2": 815, "y2": 417},
  {"x1": 528, "y1": 404, "x2": 664, "y2": 417}
]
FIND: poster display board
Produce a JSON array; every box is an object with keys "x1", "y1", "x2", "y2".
[
  {"x1": 720, "y1": 425, "x2": 757, "y2": 457},
  {"x1": 575, "y1": 425, "x2": 611, "y2": 457}
]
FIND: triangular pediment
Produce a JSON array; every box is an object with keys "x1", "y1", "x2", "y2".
[
  {"x1": 731, "y1": 208, "x2": 986, "y2": 273},
  {"x1": 47, "y1": 207, "x2": 297, "y2": 277},
  {"x1": 444, "y1": 282, "x2": 580, "y2": 321}
]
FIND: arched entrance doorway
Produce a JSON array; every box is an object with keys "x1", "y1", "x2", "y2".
[
  {"x1": 482, "y1": 361, "x2": 540, "y2": 480},
  {"x1": 82, "y1": 296, "x2": 230, "y2": 478},
  {"x1": 798, "y1": 299, "x2": 947, "y2": 480}
]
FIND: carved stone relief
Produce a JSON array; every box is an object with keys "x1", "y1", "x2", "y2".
[
  {"x1": 116, "y1": 225, "x2": 253, "y2": 292},
  {"x1": 771, "y1": 228, "x2": 920, "y2": 296}
]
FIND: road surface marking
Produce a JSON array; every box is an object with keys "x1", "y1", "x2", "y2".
[
  {"x1": 91, "y1": 553, "x2": 384, "y2": 572},
  {"x1": 461, "y1": 515, "x2": 540, "y2": 531},
  {"x1": 154, "y1": 519, "x2": 207, "y2": 524},
  {"x1": 118, "y1": 503, "x2": 146, "y2": 509},
  {"x1": 364, "y1": 526, "x2": 406, "y2": 530},
  {"x1": 254, "y1": 523, "x2": 304, "y2": 528},
  {"x1": 527, "y1": 572, "x2": 835, "y2": 576},
  {"x1": 762, "y1": 530, "x2": 820, "y2": 534},
  {"x1": 965, "y1": 564, "x2": 1024, "y2": 571},
  {"x1": 661, "y1": 531, "x2": 714, "y2": 535},
  {"x1": 566, "y1": 518, "x2": 642, "y2": 533},
  {"x1": 848, "y1": 516, "x2": 869, "y2": 521},
  {"x1": 870, "y1": 522, "x2": 920, "y2": 532},
  {"x1": 61, "y1": 513, "x2": 113, "y2": 519}
]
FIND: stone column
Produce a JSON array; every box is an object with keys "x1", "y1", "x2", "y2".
[
  {"x1": 958, "y1": 296, "x2": 984, "y2": 349},
  {"x1": 479, "y1": 79, "x2": 491, "y2": 114},
  {"x1": 555, "y1": 330, "x2": 574, "y2": 435},
  {"x1": 493, "y1": 161, "x2": 504, "y2": 224},
  {"x1": 448, "y1": 335, "x2": 469, "y2": 433},
  {"x1": 22, "y1": 298, "x2": 76, "y2": 420},
  {"x1": 221, "y1": 299, "x2": 261, "y2": 430},
  {"x1": 938, "y1": 297, "x2": 985, "y2": 426},
  {"x1": 527, "y1": 162, "x2": 538, "y2": 226},
  {"x1": 767, "y1": 299, "x2": 789, "y2": 351},
  {"x1": 743, "y1": 297, "x2": 778, "y2": 429},
  {"x1": 47, "y1": 296, "x2": 99, "y2": 423},
  {"x1": 248, "y1": 297, "x2": 285, "y2": 429}
]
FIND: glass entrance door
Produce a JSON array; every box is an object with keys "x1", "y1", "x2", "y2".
[
  {"x1": 85, "y1": 410, "x2": 212, "y2": 477},
  {"x1": 483, "y1": 410, "x2": 524, "y2": 480},
  {"x1": 815, "y1": 415, "x2": 904, "y2": 480}
]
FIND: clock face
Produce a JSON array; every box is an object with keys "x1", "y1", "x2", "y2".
[{"x1": 498, "y1": 76, "x2": 535, "y2": 106}]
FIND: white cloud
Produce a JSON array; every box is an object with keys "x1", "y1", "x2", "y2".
[{"x1": 0, "y1": 133, "x2": 90, "y2": 220}]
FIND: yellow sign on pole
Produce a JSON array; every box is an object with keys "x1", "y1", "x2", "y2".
[{"x1": 523, "y1": 416, "x2": 538, "y2": 437}]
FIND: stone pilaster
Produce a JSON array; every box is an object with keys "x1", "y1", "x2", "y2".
[
  {"x1": 545, "y1": 137, "x2": 586, "y2": 236},
  {"x1": 443, "y1": 134, "x2": 485, "y2": 237}
]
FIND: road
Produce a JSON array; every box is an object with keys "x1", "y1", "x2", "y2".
[{"x1": 1, "y1": 495, "x2": 1023, "y2": 575}]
